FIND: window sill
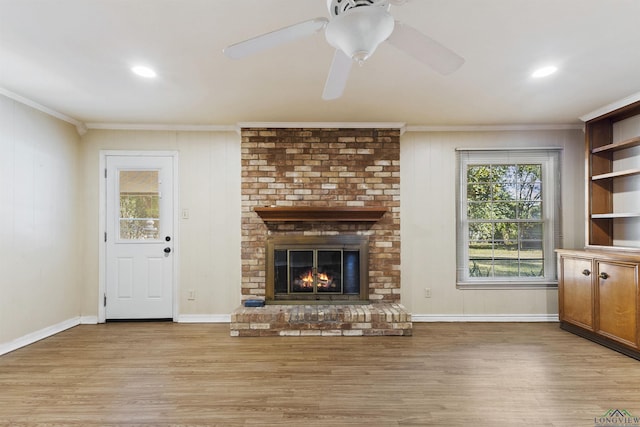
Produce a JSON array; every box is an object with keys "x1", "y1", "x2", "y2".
[{"x1": 457, "y1": 281, "x2": 558, "y2": 290}]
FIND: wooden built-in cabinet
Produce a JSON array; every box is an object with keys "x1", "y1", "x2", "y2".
[
  {"x1": 596, "y1": 259, "x2": 639, "y2": 349},
  {"x1": 558, "y1": 254, "x2": 594, "y2": 331},
  {"x1": 558, "y1": 99, "x2": 640, "y2": 359},
  {"x1": 558, "y1": 250, "x2": 640, "y2": 359}
]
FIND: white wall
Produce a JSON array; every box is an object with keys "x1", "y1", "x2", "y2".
[
  {"x1": 0, "y1": 95, "x2": 81, "y2": 346},
  {"x1": 79, "y1": 130, "x2": 241, "y2": 320},
  {"x1": 400, "y1": 129, "x2": 585, "y2": 319}
]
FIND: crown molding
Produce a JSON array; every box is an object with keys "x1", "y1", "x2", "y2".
[
  {"x1": 0, "y1": 87, "x2": 87, "y2": 135},
  {"x1": 85, "y1": 122, "x2": 237, "y2": 132},
  {"x1": 88, "y1": 122, "x2": 582, "y2": 134},
  {"x1": 580, "y1": 91, "x2": 640, "y2": 122},
  {"x1": 406, "y1": 123, "x2": 583, "y2": 132},
  {"x1": 238, "y1": 121, "x2": 407, "y2": 134}
]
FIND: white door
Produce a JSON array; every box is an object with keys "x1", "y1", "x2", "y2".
[{"x1": 105, "y1": 155, "x2": 174, "y2": 319}]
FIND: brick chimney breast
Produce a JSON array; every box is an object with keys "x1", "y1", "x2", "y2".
[{"x1": 240, "y1": 128, "x2": 400, "y2": 303}]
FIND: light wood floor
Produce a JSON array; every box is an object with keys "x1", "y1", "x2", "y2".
[{"x1": 1, "y1": 322, "x2": 639, "y2": 426}]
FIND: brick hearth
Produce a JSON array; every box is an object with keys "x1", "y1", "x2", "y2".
[{"x1": 230, "y1": 303, "x2": 412, "y2": 337}]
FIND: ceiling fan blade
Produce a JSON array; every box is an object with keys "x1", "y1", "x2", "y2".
[
  {"x1": 386, "y1": 21, "x2": 464, "y2": 75},
  {"x1": 322, "y1": 49, "x2": 353, "y2": 100},
  {"x1": 223, "y1": 17, "x2": 329, "y2": 59}
]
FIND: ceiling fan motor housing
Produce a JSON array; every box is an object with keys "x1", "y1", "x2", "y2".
[
  {"x1": 325, "y1": 1, "x2": 394, "y2": 63},
  {"x1": 327, "y1": 0, "x2": 391, "y2": 17}
]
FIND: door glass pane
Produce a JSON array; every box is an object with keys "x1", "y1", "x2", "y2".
[
  {"x1": 343, "y1": 251, "x2": 360, "y2": 294},
  {"x1": 317, "y1": 250, "x2": 342, "y2": 293},
  {"x1": 274, "y1": 250, "x2": 288, "y2": 294},
  {"x1": 290, "y1": 251, "x2": 314, "y2": 293},
  {"x1": 119, "y1": 170, "x2": 160, "y2": 240}
]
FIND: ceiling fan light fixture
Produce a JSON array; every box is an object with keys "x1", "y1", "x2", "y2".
[
  {"x1": 325, "y1": 6, "x2": 395, "y2": 64},
  {"x1": 131, "y1": 65, "x2": 157, "y2": 78},
  {"x1": 531, "y1": 65, "x2": 558, "y2": 79}
]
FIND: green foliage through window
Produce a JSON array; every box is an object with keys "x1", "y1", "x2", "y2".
[
  {"x1": 466, "y1": 164, "x2": 543, "y2": 278},
  {"x1": 120, "y1": 193, "x2": 160, "y2": 239}
]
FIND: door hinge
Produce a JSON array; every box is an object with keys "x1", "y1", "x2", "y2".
[
  {"x1": 104, "y1": 232, "x2": 107, "y2": 242},
  {"x1": 103, "y1": 293, "x2": 107, "y2": 307},
  {"x1": 104, "y1": 168, "x2": 107, "y2": 178}
]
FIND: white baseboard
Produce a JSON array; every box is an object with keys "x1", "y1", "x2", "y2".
[
  {"x1": 0, "y1": 317, "x2": 81, "y2": 356},
  {"x1": 412, "y1": 314, "x2": 559, "y2": 322},
  {"x1": 80, "y1": 316, "x2": 98, "y2": 324},
  {"x1": 177, "y1": 314, "x2": 231, "y2": 323},
  {"x1": 0, "y1": 313, "x2": 557, "y2": 356}
]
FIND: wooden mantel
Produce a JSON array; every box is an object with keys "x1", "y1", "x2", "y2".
[{"x1": 253, "y1": 206, "x2": 387, "y2": 222}]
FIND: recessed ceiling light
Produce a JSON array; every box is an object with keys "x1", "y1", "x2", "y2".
[
  {"x1": 531, "y1": 65, "x2": 558, "y2": 79},
  {"x1": 131, "y1": 65, "x2": 157, "y2": 78}
]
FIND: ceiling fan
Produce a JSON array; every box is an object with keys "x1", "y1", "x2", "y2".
[{"x1": 223, "y1": 0, "x2": 465, "y2": 100}]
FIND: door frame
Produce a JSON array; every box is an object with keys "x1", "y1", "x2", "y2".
[{"x1": 98, "y1": 150, "x2": 179, "y2": 323}]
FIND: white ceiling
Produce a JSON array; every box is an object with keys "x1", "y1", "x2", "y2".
[{"x1": 1, "y1": 0, "x2": 639, "y2": 128}]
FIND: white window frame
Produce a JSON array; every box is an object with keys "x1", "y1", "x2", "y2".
[{"x1": 456, "y1": 148, "x2": 562, "y2": 289}]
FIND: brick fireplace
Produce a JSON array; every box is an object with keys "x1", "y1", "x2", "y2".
[
  {"x1": 232, "y1": 127, "x2": 411, "y2": 336},
  {"x1": 265, "y1": 234, "x2": 371, "y2": 303}
]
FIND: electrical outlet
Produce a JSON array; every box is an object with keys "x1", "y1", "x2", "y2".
[
  {"x1": 188, "y1": 289, "x2": 196, "y2": 300},
  {"x1": 182, "y1": 209, "x2": 189, "y2": 219},
  {"x1": 424, "y1": 288, "x2": 431, "y2": 298}
]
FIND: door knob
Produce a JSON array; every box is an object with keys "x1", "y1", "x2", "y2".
[
  {"x1": 581, "y1": 269, "x2": 591, "y2": 276},
  {"x1": 599, "y1": 272, "x2": 609, "y2": 280},
  {"x1": 164, "y1": 247, "x2": 171, "y2": 254}
]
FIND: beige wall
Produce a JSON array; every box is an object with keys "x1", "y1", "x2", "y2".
[
  {"x1": 80, "y1": 127, "x2": 584, "y2": 319},
  {"x1": 400, "y1": 129, "x2": 585, "y2": 318},
  {"x1": 78, "y1": 130, "x2": 241, "y2": 319},
  {"x1": 0, "y1": 95, "x2": 81, "y2": 345},
  {"x1": 0, "y1": 93, "x2": 587, "y2": 350}
]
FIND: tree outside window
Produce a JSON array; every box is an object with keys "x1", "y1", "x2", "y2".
[
  {"x1": 457, "y1": 149, "x2": 561, "y2": 288},
  {"x1": 467, "y1": 164, "x2": 543, "y2": 278},
  {"x1": 118, "y1": 170, "x2": 160, "y2": 240}
]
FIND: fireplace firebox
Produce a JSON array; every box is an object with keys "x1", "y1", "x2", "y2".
[{"x1": 265, "y1": 235, "x2": 369, "y2": 304}]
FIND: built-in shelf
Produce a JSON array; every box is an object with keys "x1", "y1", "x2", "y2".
[
  {"x1": 591, "y1": 213, "x2": 640, "y2": 219},
  {"x1": 592, "y1": 136, "x2": 640, "y2": 154},
  {"x1": 591, "y1": 168, "x2": 640, "y2": 180},
  {"x1": 585, "y1": 100, "x2": 640, "y2": 249},
  {"x1": 253, "y1": 206, "x2": 387, "y2": 222}
]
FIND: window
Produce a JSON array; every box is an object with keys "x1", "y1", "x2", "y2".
[
  {"x1": 118, "y1": 170, "x2": 160, "y2": 240},
  {"x1": 456, "y1": 149, "x2": 561, "y2": 288}
]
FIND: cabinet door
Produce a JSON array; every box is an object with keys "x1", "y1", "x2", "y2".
[
  {"x1": 559, "y1": 256, "x2": 594, "y2": 330},
  {"x1": 596, "y1": 261, "x2": 639, "y2": 349}
]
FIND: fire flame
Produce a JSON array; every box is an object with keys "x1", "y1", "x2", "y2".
[
  {"x1": 297, "y1": 270, "x2": 333, "y2": 289},
  {"x1": 300, "y1": 271, "x2": 314, "y2": 288}
]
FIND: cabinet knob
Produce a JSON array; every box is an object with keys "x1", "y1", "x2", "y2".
[
  {"x1": 582, "y1": 269, "x2": 591, "y2": 276},
  {"x1": 599, "y1": 272, "x2": 609, "y2": 280}
]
